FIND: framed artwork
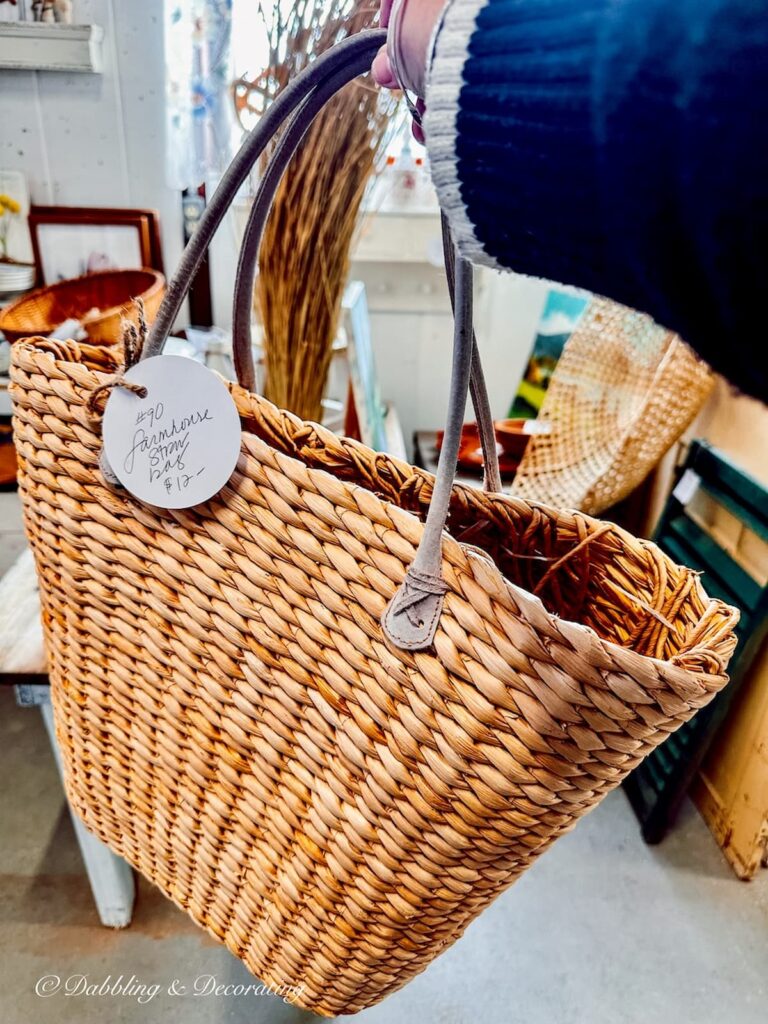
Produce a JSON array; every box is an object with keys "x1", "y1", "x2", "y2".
[
  {"x1": 0, "y1": 170, "x2": 33, "y2": 265},
  {"x1": 28, "y1": 206, "x2": 164, "y2": 285},
  {"x1": 509, "y1": 288, "x2": 589, "y2": 418},
  {"x1": 341, "y1": 281, "x2": 387, "y2": 452}
]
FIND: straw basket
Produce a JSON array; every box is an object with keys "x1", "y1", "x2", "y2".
[
  {"x1": 0, "y1": 268, "x2": 165, "y2": 344},
  {"x1": 510, "y1": 297, "x2": 715, "y2": 515},
  {"x1": 9, "y1": 332, "x2": 739, "y2": 1013},
  {"x1": 8, "y1": 32, "x2": 739, "y2": 1018}
]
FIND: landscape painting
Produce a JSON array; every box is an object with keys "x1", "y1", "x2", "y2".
[{"x1": 509, "y1": 288, "x2": 589, "y2": 418}]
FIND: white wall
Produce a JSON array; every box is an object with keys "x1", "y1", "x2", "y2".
[
  {"x1": 349, "y1": 208, "x2": 549, "y2": 457},
  {"x1": 364, "y1": 271, "x2": 548, "y2": 457},
  {"x1": 0, "y1": 0, "x2": 183, "y2": 289}
]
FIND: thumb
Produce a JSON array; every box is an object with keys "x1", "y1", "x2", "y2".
[{"x1": 372, "y1": 45, "x2": 398, "y2": 89}]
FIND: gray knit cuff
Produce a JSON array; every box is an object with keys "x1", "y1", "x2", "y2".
[{"x1": 424, "y1": 0, "x2": 502, "y2": 270}]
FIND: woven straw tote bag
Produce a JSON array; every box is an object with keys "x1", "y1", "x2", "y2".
[
  {"x1": 10, "y1": 31, "x2": 739, "y2": 1017},
  {"x1": 509, "y1": 296, "x2": 715, "y2": 515}
]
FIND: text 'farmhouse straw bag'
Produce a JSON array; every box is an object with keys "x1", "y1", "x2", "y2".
[{"x1": 10, "y1": 31, "x2": 739, "y2": 1017}]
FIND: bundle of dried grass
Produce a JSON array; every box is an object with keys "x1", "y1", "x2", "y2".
[{"x1": 234, "y1": 2, "x2": 396, "y2": 421}]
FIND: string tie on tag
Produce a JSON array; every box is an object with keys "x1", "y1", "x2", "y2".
[{"x1": 86, "y1": 298, "x2": 149, "y2": 426}]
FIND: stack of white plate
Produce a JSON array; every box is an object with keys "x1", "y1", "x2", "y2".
[{"x1": 0, "y1": 262, "x2": 36, "y2": 296}]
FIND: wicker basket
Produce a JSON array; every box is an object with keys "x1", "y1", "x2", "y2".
[
  {"x1": 509, "y1": 297, "x2": 714, "y2": 515},
  {"x1": 10, "y1": 332, "x2": 739, "y2": 1014},
  {"x1": 7, "y1": 33, "x2": 741, "y2": 1017},
  {"x1": 0, "y1": 268, "x2": 165, "y2": 345}
]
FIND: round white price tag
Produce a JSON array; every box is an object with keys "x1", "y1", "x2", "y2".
[{"x1": 102, "y1": 355, "x2": 241, "y2": 509}]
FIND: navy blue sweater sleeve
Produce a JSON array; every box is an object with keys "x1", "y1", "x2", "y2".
[{"x1": 424, "y1": 0, "x2": 768, "y2": 402}]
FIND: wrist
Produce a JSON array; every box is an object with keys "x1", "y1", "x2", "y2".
[
  {"x1": 424, "y1": 0, "x2": 497, "y2": 266},
  {"x1": 389, "y1": 0, "x2": 448, "y2": 96}
]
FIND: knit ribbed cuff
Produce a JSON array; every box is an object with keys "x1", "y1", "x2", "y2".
[{"x1": 424, "y1": 0, "x2": 503, "y2": 270}]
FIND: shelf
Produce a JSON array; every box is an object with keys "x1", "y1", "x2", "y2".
[{"x1": 0, "y1": 22, "x2": 103, "y2": 73}]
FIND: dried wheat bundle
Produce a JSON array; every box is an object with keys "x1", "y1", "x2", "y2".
[{"x1": 237, "y1": 2, "x2": 396, "y2": 420}]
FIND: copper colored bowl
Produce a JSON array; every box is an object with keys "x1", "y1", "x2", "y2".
[
  {"x1": 435, "y1": 423, "x2": 522, "y2": 476},
  {"x1": 494, "y1": 418, "x2": 535, "y2": 459}
]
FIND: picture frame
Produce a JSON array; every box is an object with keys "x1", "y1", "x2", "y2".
[
  {"x1": 341, "y1": 280, "x2": 388, "y2": 452},
  {"x1": 28, "y1": 205, "x2": 164, "y2": 285},
  {"x1": 509, "y1": 287, "x2": 589, "y2": 418},
  {"x1": 0, "y1": 170, "x2": 33, "y2": 265}
]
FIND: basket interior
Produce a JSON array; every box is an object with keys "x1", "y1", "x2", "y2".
[
  {"x1": 0, "y1": 270, "x2": 159, "y2": 332},
  {"x1": 49, "y1": 341, "x2": 736, "y2": 678}
]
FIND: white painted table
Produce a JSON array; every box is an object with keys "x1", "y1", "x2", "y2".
[{"x1": 0, "y1": 548, "x2": 135, "y2": 928}]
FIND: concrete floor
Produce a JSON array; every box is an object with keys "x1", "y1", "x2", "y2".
[
  {"x1": 0, "y1": 491, "x2": 28, "y2": 576},
  {"x1": 1, "y1": 491, "x2": 767, "y2": 1024}
]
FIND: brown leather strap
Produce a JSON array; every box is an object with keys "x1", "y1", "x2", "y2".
[
  {"x1": 139, "y1": 28, "x2": 499, "y2": 652},
  {"x1": 144, "y1": 31, "x2": 386, "y2": 358},
  {"x1": 381, "y1": 243, "x2": 475, "y2": 649},
  {"x1": 229, "y1": 84, "x2": 501, "y2": 493},
  {"x1": 440, "y1": 212, "x2": 502, "y2": 494}
]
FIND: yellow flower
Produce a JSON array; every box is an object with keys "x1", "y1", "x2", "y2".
[{"x1": 0, "y1": 195, "x2": 20, "y2": 214}]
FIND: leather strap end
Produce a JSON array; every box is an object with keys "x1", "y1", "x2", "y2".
[{"x1": 381, "y1": 569, "x2": 447, "y2": 651}]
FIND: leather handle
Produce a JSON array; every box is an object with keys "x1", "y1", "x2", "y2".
[
  {"x1": 381, "y1": 246, "x2": 476, "y2": 650},
  {"x1": 229, "y1": 79, "x2": 501, "y2": 493},
  {"x1": 144, "y1": 31, "x2": 387, "y2": 359},
  {"x1": 439, "y1": 212, "x2": 502, "y2": 495},
  {"x1": 139, "y1": 28, "x2": 499, "y2": 652}
]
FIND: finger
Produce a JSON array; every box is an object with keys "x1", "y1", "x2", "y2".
[
  {"x1": 380, "y1": 0, "x2": 394, "y2": 27},
  {"x1": 372, "y1": 46, "x2": 397, "y2": 88},
  {"x1": 412, "y1": 119, "x2": 425, "y2": 145}
]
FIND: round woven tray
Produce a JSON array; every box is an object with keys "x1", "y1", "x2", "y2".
[{"x1": 0, "y1": 268, "x2": 165, "y2": 345}]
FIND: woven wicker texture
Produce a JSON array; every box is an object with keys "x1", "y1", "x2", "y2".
[
  {"x1": 10, "y1": 337, "x2": 737, "y2": 1016},
  {"x1": 0, "y1": 268, "x2": 165, "y2": 344},
  {"x1": 509, "y1": 297, "x2": 715, "y2": 515}
]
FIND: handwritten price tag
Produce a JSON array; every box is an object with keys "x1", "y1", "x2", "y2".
[{"x1": 102, "y1": 355, "x2": 241, "y2": 509}]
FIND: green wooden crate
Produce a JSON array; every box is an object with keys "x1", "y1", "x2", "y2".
[{"x1": 623, "y1": 440, "x2": 768, "y2": 843}]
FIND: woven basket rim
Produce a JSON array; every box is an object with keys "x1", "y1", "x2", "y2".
[
  {"x1": 247, "y1": 425, "x2": 736, "y2": 692},
  {"x1": 9, "y1": 336, "x2": 740, "y2": 688}
]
